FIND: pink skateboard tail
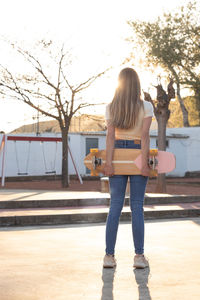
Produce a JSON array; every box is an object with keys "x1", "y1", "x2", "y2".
[{"x1": 134, "y1": 150, "x2": 176, "y2": 174}]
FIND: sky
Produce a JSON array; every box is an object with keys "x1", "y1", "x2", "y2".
[{"x1": 0, "y1": 0, "x2": 189, "y2": 133}]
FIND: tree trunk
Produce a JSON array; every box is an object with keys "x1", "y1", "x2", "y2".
[
  {"x1": 176, "y1": 83, "x2": 190, "y2": 127},
  {"x1": 168, "y1": 67, "x2": 189, "y2": 127},
  {"x1": 61, "y1": 127, "x2": 69, "y2": 188},
  {"x1": 194, "y1": 91, "x2": 200, "y2": 126},
  {"x1": 144, "y1": 80, "x2": 175, "y2": 193},
  {"x1": 155, "y1": 108, "x2": 169, "y2": 193}
]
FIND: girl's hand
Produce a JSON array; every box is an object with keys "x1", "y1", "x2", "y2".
[
  {"x1": 141, "y1": 164, "x2": 151, "y2": 177},
  {"x1": 103, "y1": 163, "x2": 114, "y2": 177}
]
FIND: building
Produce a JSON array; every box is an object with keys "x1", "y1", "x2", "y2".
[{"x1": 0, "y1": 127, "x2": 200, "y2": 179}]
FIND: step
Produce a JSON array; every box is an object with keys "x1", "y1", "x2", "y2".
[
  {"x1": 100, "y1": 176, "x2": 200, "y2": 192},
  {"x1": 0, "y1": 193, "x2": 200, "y2": 209},
  {"x1": 1, "y1": 202, "x2": 200, "y2": 227}
]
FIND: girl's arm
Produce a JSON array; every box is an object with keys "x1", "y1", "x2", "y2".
[
  {"x1": 141, "y1": 116, "x2": 152, "y2": 176},
  {"x1": 104, "y1": 120, "x2": 115, "y2": 176}
]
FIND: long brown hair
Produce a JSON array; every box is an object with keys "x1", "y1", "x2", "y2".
[{"x1": 109, "y1": 68, "x2": 144, "y2": 129}]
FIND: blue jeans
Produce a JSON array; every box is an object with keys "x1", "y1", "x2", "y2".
[{"x1": 105, "y1": 139, "x2": 148, "y2": 255}]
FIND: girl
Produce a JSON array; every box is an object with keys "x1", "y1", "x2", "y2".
[{"x1": 103, "y1": 67, "x2": 154, "y2": 269}]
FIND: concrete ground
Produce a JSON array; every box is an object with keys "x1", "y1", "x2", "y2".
[
  {"x1": 0, "y1": 188, "x2": 199, "y2": 201},
  {"x1": 0, "y1": 218, "x2": 200, "y2": 300}
]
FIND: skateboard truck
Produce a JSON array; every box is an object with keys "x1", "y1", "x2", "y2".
[
  {"x1": 90, "y1": 148, "x2": 101, "y2": 176},
  {"x1": 149, "y1": 149, "x2": 158, "y2": 177}
]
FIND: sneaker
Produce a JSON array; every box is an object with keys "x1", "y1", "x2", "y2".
[
  {"x1": 103, "y1": 254, "x2": 117, "y2": 268},
  {"x1": 133, "y1": 254, "x2": 149, "y2": 269}
]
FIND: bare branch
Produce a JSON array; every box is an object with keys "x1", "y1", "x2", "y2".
[
  {"x1": 17, "y1": 47, "x2": 57, "y2": 90},
  {"x1": 57, "y1": 50, "x2": 64, "y2": 88},
  {"x1": 74, "y1": 67, "x2": 112, "y2": 92},
  {"x1": 0, "y1": 66, "x2": 59, "y2": 120},
  {"x1": 55, "y1": 50, "x2": 66, "y2": 118},
  {"x1": 23, "y1": 90, "x2": 55, "y2": 102},
  {"x1": 61, "y1": 68, "x2": 73, "y2": 91},
  {"x1": 72, "y1": 102, "x2": 106, "y2": 115},
  {"x1": 143, "y1": 90, "x2": 156, "y2": 111},
  {"x1": 0, "y1": 43, "x2": 112, "y2": 131},
  {"x1": 69, "y1": 91, "x2": 75, "y2": 118}
]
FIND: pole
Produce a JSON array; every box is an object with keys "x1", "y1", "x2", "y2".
[
  {"x1": 1, "y1": 134, "x2": 7, "y2": 187},
  {"x1": 68, "y1": 144, "x2": 83, "y2": 184},
  {"x1": 0, "y1": 134, "x2": 5, "y2": 154},
  {"x1": 36, "y1": 106, "x2": 40, "y2": 136}
]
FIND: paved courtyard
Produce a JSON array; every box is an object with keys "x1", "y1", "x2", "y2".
[
  {"x1": 1, "y1": 177, "x2": 200, "y2": 195},
  {"x1": 0, "y1": 217, "x2": 200, "y2": 300}
]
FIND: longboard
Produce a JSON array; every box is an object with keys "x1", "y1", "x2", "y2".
[{"x1": 84, "y1": 148, "x2": 176, "y2": 177}]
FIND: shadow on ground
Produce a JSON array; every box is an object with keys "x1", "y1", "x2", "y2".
[{"x1": 101, "y1": 266, "x2": 152, "y2": 300}]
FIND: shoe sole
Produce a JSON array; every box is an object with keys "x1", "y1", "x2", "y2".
[
  {"x1": 133, "y1": 264, "x2": 149, "y2": 269},
  {"x1": 103, "y1": 264, "x2": 116, "y2": 268}
]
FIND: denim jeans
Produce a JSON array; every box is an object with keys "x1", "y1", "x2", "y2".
[{"x1": 105, "y1": 139, "x2": 148, "y2": 255}]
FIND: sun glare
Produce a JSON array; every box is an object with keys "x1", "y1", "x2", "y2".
[{"x1": 0, "y1": 0, "x2": 189, "y2": 132}]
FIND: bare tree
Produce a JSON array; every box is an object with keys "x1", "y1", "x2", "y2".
[
  {"x1": 144, "y1": 77, "x2": 175, "y2": 193},
  {"x1": 0, "y1": 41, "x2": 111, "y2": 187}
]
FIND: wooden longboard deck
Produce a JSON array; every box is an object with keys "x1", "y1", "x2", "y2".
[{"x1": 84, "y1": 149, "x2": 176, "y2": 176}]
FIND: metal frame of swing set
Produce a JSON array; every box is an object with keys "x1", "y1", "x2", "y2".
[{"x1": 0, "y1": 135, "x2": 83, "y2": 187}]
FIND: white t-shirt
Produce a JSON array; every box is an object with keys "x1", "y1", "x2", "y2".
[{"x1": 105, "y1": 100, "x2": 154, "y2": 140}]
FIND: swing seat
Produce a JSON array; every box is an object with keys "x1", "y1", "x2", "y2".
[
  {"x1": 17, "y1": 172, "x2": 28, "y2": 175},
  {"x1": 14, "y1": 140, "x2": 31, "y2": 176}
]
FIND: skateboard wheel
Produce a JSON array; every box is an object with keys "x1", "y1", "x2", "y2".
[
  {"x1": 90, "y1": 148, "x2": 98, "y2": 154},
  {"x1": 149, "y1": 149, "x2": 158, "y2": 156},
  {"x1": 91, "y1": 169, "x2": 99, "y2": 176},
  {"x1": 149, "y1": 169, "x2": 158, "y2": 177}
]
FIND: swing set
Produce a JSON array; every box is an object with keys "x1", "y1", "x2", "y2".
[{"x1": 0, "y1": 135, "x2": 83, "y2": 186}]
